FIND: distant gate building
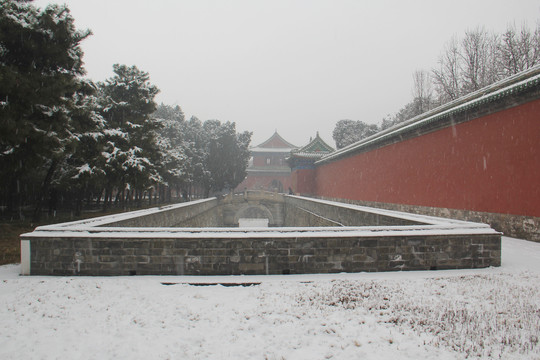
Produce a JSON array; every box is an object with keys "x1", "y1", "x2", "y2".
[
  {"x1": 288, "y1": 132, "x2": 335, "y2": 194},
  {"x1": 236, "y1": 131, "x2": 297, "y2": 192}
]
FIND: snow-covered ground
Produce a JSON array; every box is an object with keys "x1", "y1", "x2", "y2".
[{"x1": 1, "y1": 237, "x2": 539, "y2": 359}]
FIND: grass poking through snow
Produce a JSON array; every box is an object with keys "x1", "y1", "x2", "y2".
[{"x1": 296, "y1": 273, "x2": 540, "y2": 358}]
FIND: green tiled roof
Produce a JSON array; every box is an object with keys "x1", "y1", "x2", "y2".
[{"x1": 291, "y1": 132, "x2": 334, "y2": 158}]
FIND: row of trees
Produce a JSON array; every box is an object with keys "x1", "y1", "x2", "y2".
[
  {"x1": 0, "y1": 1, "x2": 251, "y2": 221},
  {"x1": 333, "y1": 22, "x2": 540, "y2": 149},
  {"x1": 154, "y1": 105, "x2": 251, "y2": 202}
]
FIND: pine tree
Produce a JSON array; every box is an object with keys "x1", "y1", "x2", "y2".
[
  {"x1": 154, "y1": 104, "x2": 189, "y2": 201},
  {"x1": 0, "y1": 0, "x2": 91, "y2": 219},
  {"x1": 54, "y1": 80, "x2": 106, "y2": 215},
  {"x1": 98, "y1": 64, "x2": 160, "y2": 208},
  {"x1": 201, "y1": 120, "x2": 251, "y2": 196}
]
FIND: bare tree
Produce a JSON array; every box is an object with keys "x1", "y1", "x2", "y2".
[
  {"x1": 432, "y1": 37, "x2": 462, "y2": 102},
  {"x1": 460, "y1": 27, "x2": 500, "y2": 93},
  {"x1": 500, "y1": 22, "x2": 540, "y2": 76},
  {"x1": 384, "y1": 23, "x2": 540, "y2": 131},
  {"x1": 412, "y1": 69, "x2": 433, "y2": 114}
]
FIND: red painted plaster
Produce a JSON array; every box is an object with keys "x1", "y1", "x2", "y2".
[
  {"x1": 313, "y1": 99, "x2": 540, "y2": 217},
  {"x1": 291, "y1": 168, "x2": 316, "y2": 195}
]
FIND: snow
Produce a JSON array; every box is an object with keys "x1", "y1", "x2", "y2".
[
  {"x1": 287, "y1": 195, "x2": 487, "y2": 226},
  {"x1": 73, "y1": 163, "x2": 92, "y2": 178},
  {"x1": 30, "y1": 198, "x2": 215, "y2": 230},
  {"x1": 250, "y1": 147, "x2": 297, "y2": 153},
  {"x1": 22, "y1": 195, "x2": 498, "y2": 242},
  {"x1": 22, "y1": 225, "x2": 499, "y2": 240},
  {"x1": 1, "y1": 237, "x2": 539, "y2": 359}
]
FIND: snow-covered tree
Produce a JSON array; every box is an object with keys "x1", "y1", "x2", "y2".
[
  {"x1": 202, "y1": 120, "x2": 251, "y2": 196},
  {"x1": 0, "y1": 0, "x2": 91, "y2": 219},
  {"x1": 154, "y1": 104, "x2": 189, "y2": 200},
  {"x1": 98, "y1": 64, "x2": 160, "y2": 208},
  {"x1": 153, "y1": 107, "x2": 252, "y2": 199},
  {"x1": 53, "y1": 80, "x2": 106, "y2": 215},
  {"x1": 332, "y1": 120, "x2": 379, "y2": 149}
]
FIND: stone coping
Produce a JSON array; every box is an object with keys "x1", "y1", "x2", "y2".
[
  {"x1": 22, "y1": 195, "x2": 499, "y2": 238},
  {"x1": 33, "y1": 198, "x2": 216, "y2": 229}
]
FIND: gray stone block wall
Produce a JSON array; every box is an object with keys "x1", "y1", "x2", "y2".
[
  {"x1": 106, "y1": 193, "x2": 429, "y2": 229},
  {"x1": 104, "y1": 198, "x2": 218, "y2": 227},
  {"x1": 22, "y1": 192, "x2": 502, "y2": 276},
  {"x1": 283, "y1": 206, "x2": 342, "y2": 227},
  {"x1": 173, "y1": 208, "x2": 221, "y2": 227},
  {"x1": 321, "y1": 197, "x2": 540, "y2": 243},
  {"x1": 27, "y1": 233, "x2": 500, "y2": 276},
  {"x1": 284, "y1": 196, "x2": 424, "y2": 227}
]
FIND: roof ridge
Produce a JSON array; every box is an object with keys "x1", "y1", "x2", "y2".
[
  {"x1": 293, "y1": 132, "x2": 335, "y2": 153},
  {"x1": 255, "y1": 131, "x2": 298, "y2": 149}
]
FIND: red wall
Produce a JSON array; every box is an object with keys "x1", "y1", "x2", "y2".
[
  {"x1": 291, "y1": 168, "x2": 316, "y2": 195},
  {"x1": 236, "y1": 174, "x2": 293, "y2": 192},
  {"x1": 314, "y1": 99, "x2": 540, "y2": 217},
  {"x1": 253, "y1": 154, "x2": 287, "y2": 167}
]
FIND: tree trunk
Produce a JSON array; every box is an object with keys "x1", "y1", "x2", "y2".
[
  {"x1": 32, "y1": 159, "x2": 58, "y2": 222},
  {"x1": 102, "y1": 187, "x2": 110, "y2": 212},
  {"x1": 136, "y1": 189, "x2": 142, "y2": 208}
]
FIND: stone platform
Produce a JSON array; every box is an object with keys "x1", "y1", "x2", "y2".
[{"x1": 20, "y1": 192, "x2": 501, "y2": 276}]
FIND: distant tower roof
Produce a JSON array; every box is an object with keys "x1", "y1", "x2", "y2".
[
  {"x1": 255, "y1": 131, "x2": 297, "y2": 149},
  {"x1": 288, "y1": 132, "x2": 335, "y2": 169},
  {"x1": 292, "y1": 132, "x2": 334, "y2": 156},
  {"x1": 251, "y1": 131, "x2": 298, "y2": 152}
]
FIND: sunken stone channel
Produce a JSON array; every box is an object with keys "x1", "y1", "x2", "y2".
[{"x1": 20, "y1": 191, "x2": 501, "y2": 276}]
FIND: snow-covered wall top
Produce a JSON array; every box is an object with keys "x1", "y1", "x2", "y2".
[
  {"x1": 22, "y1": 194, "x2": 499, "y2": 239},
  {"x1": 318, "y1": 65, "x2": 540, "y2": 164}
]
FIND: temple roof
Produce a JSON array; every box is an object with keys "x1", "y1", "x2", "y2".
[
  {"x1": 292, "y1": 131, "x2": 334, "y2": 155},
  {"x1": 252, "y1": 131, "x2": 297, "y2": 152},
  {"x1": 287, "y1": 132, "x2": 334, "y2": 169},
  {"x1": 290, "y1": 132, "x2": 334, "y2": 159}
]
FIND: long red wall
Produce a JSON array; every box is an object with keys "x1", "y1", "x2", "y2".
[
  {"x1": 313, "y1": 99, "x2": 540, "y2": 217},
  {"x1": 291, "y1": 168, "x2": 316, "y2": 195}
]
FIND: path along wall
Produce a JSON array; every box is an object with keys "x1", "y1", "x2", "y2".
[{"x1": 304, "y1": 96, "x2": 540, "y2": 242}]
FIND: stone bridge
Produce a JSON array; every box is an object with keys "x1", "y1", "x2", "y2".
[{"x1": 218, "y1": 191, "x2": 285, "y2": 227}]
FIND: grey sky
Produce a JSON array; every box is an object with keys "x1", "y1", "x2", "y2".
[{"x1": 34, "y1": 0, "x2": 540, "y2": 147}]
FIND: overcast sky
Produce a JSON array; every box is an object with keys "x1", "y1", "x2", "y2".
[{"x1": 34, "y1": 0, "x2": 540, "y2": 147}]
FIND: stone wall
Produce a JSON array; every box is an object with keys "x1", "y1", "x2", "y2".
[
  {"x1": 103, "y1": 198, "x2": 218, "y2": 227},
  {"x1": 303, "y1": 86, "x2": 540, "y2": 243},
  {"x1": 219, "y1": 192, "x2": 286, "y2": 227},
  {"x1": 21, "y1": 193, "x2": 501, "y2": 276},
  {"x1": 321, "y1": 197, "x2": 540, "y2": 243},
  {"x1": 284, "y1": 196, "x2": 424, "y2": 227},
  {"x1": 27, "y1": 233, "x2": 500, "y2": 276}
]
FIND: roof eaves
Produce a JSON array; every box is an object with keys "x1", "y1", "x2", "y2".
[{"x1": 255, "y1": 131, "x2": 298, "y2": 149}]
